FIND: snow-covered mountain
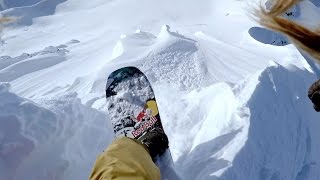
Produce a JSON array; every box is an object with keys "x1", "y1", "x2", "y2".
[{"x1": 1, "y1": 0, "x2": 320, "y2": 179}]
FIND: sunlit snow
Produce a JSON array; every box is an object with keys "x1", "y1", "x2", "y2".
[{"x1": 1, "y1": 0, "x2": 320, "y2": 179}]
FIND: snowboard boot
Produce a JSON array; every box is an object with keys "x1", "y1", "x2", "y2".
[{"x1": 139, "y1": 127, "x2": 169, "y2": 159}]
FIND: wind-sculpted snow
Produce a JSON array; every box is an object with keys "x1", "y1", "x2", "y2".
[
  {"x1": 165, "y1": 65, "x2": 320, "y2": 180},
  {"x1": 219, "y1": 65, "x2": 320, "y2": 180},
  {"x1": 0, "y1": 83, "x2": 113, "y2": 180},
  {"x1": 0, "y1": 45, "x2": 69, "y2": 82},
  {"x1": 111, "y1": 30, "x2": 157, "y2": 60},
  {"x1": 1, "y1": 0, "x2": 320, "y2": 179},
  {"x1": 2, "y1": 25, "x2": 315, "y2": 180},
  {"x1": 139, "y1": 26, "x2": 201, "y2": 91}
]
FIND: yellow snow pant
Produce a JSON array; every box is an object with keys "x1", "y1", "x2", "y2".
[{"x1": 89, "y1": 137, "x2": 161, "y2": 180}]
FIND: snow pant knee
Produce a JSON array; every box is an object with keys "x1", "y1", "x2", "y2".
[{"x1": 89, "y1": 137, "x2": 161, "y2": 180}]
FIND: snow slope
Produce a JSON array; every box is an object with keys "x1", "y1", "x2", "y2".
[{"x1": 1, "y1": 0, "x2": 320, "y2": 179}]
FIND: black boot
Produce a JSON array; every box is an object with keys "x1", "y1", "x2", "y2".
[{"x1": 139, "y1": 128, "x2": 169, "y2": 159}]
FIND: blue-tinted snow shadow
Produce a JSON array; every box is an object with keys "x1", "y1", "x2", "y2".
[
  {"x1": 309, "y1": 0, "x2": 320, "y2": 7},
  {"x1": 299, "y1": 51, "x2": 320, "y2": 79},
  {"x1": 2, "y1": 0, "x2": 67, "y2": 26},
  {"x1": 176, "y1": 129, "x2": 241, "y2": 180},
  {"x1": 0, "y1": 83, "x2": 113, "y2": 179},
  {"x1": 218, "y1": 65, "x2": 320, "y2": 179},
  {"x1": 249, "y1": 27, "x2": 290, "y2": 46},
  {"x1": 0, "y1": 0, "x2": 44, "y2": 10},
  {"x1": 0, "y1": 115, "x2": 35, "y2": 180}
]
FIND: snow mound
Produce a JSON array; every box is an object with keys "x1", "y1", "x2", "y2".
[
  {"x1": 0, "y1": 45, "x2": 69, "y2": 82},
  {"x1": 138, "y1": 25, "x2": 201, "y2": 91},
  {"x1": 219, "y1": 65, "x2": 320, "y2": 179},
  {"x1": 170, "y1": 64, "x2": 320, "y2": 180},
  {"x1": 86, "y1": 26, "x2": 205, "y2": 109},
  {"x1": 111, "y1": 30, "x2": 157, "y2": 60},
  {"x1": 0, "y1": 83, "x2": 113, "y2": 180}
]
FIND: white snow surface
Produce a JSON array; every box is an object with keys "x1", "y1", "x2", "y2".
[{"x1": 1, "y1": 0, "x2": 320, "y2": 179}]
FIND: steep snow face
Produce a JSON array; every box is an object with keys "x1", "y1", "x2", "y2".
[
  {"x1": 1, "y1": 0, "x2": 320, "y2": 179},
  {"x1": 0, "y1": 83, "x2": 113, "y2": 180},
  {"x1": 170, "y1": 65, "x2": 320, "y2": 180},
  {"x1": 219, "y1": 65, "x2": 320, "y2": 180}
]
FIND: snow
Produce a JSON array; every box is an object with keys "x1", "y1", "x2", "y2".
[
  {"x1": 0, "y1": 83, "x2": 113, "y2": 179},
  {"x1": 220, "y1": 65, "x2": 320, "y2": 179},
  {"x1": 1, "y1": 0, "x2": 320, "y2": 179}
]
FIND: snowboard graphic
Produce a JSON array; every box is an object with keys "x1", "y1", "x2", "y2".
[
  {"x1": 105, "y1": 66, "x2": 181, "y2": 180},
  {"x1": 105, "y1": 67, "x2": 165, "y2": 140}
]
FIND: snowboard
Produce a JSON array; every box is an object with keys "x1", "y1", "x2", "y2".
[
  {"x1": 105, "y1": 66, "x2": 181, "y2": 180},
  {"x1": 105, "y1": 66, "x2": 165, "y2": 140}
]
